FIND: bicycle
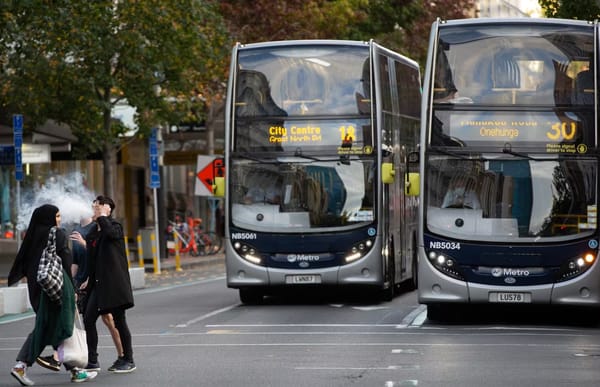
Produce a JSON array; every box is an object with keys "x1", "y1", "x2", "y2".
[
  {"x1": 190, "y1": 218, "x2": 222, "y2": 256},
  {"x1": 166, "y1": 218, "x2": 200, "y2": 256}
]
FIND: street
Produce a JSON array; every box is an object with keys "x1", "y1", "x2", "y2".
[{"x1": 2, "y1": 263, "x2": 600, "y2": 387}]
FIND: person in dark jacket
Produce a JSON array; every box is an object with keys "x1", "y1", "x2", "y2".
[
  {"x1": 8, "y1": 204, "x2": 97, "y2": 385},
  {"x1": 80, "y1": 196, "x2": 136, "y2": 374}
]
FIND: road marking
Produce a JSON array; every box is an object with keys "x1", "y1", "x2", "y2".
[
  {"x1": 386, "y1": 381, "x2": 419, "y2": 386},
  {"x1": 294, "y1": 365, "x2": 419, "y2": 370},
  {"x1": 176, "y1": 303, "x2": 239, "y2": 328},
  {"x1": 391, "y1": 349, "x2": 421, "y2": 354},
  {"x1": 396, "y1": 305, "x2": 426, "y2": 328}
]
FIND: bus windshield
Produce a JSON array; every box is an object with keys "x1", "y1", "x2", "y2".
[
  {"x1": 234, "y1": 44, "x2": 373, "y2": 154},
  {"x1": 426, "y1": 155, "x2": 597, "y2": 242},
  {"x1": 230, "y1": 158, "x2": 375, "y2": 232},
  {"x1": 425, "y1": 22, "x2": 597, "y2": 243},
  {"x1": 433, "y1": 23, "x2": 595, "y2": 107}
]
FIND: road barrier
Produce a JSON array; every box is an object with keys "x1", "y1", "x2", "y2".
[{"x1": 137, "y1": 228, "x2": 161, "y2": 274}]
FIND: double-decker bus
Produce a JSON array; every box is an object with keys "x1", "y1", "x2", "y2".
[
  {"x1": 221, "y1": 40, "x2": 421, "y2": 303},
  {"x1": 418, "y1": 18, "x2": 599, "y2": 320}
]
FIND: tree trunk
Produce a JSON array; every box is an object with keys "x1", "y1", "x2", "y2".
[
  {"x1": 206, "y1": 102, "x2": 215, "y2": 156},
  {"x1": 103, "y1": 105, "x2": 116, "y2": 200}
]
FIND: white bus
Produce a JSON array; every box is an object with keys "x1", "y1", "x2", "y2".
[
  {"x1": 221, "y1": 40, "x2": 421, "y2": 303},
  {"x1": 418, "y1": 18, "x2": 599, "y2": 320}
]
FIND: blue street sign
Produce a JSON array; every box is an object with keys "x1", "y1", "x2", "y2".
[
  {"x1": 149, "y1": 127, "x2": 160, "y2": 188},
  {"x1": 13, "y1": 114, "x2": 23, "y2": 181}
]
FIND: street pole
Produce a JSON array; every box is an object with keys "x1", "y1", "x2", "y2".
[{"x1": 149, "y1": 127, "x2": 161, "y2": 273}]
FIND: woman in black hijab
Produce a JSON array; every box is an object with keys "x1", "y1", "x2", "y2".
[
  {"x1": 8, "y1": 204, "x2": 97, "y2": 385},
  {"x1": 8, "y1": 204, "x2": 71, "y2": 312}
]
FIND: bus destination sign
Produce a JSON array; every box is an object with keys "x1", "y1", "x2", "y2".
[
  {"x1": 266, "y1": 119, "x2": 372, "y2": 155},
  {"x1": 447, "y1": 111, "x2": 589, "y2": 154}
]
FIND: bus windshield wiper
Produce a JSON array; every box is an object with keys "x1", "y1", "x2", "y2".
[
  {"x1": 293, "y1": 148, "x2": 320, "y2": 161},
  {"x1": 429, "y1": 146, "x2": 482, "y2": 161},
  {"x1": 501, "y1": 143, "x2": 539, "y2": 160},
  {"x1": 233, "y1": 152, "x2": 282, "y2": 164}
]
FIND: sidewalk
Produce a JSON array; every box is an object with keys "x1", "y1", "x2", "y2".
[
  {"x1": 0, "y1": 250, "x2": 225, "y2": 319},
  {"x1": 139, "y1": 251, "x2": 225, "y2": 288},
  {"x1": 0, "y1": 248, "x2": 225, "y2": 288}
]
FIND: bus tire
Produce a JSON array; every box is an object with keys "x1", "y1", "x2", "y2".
[
  {"x1": 426, "y1": 303, "x2": 447, "y2": 322},
  {"x1": 409, "y1": 235, "x2": 418, "y2": 290},
  {"x1": 427, "y1": 303, "x2": 464, "y2": 323},
  {"x1": 239, "y1": 288, "x2": 263, "y2": 304},
  {"x1": 381, "y1": 240, "x2": 396, "y2": 302}
]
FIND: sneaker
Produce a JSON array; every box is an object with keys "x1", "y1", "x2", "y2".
[
  {"x1": 36, "y1": 355, "x2": 62, "y2": 372},
  {"x1": 109, "y1": 359, "x2": 136, "y2": 374},
  {"x1": 11, "y1": 364, "x2": 34, "y2": 386},
  {"x1": 107, "y1": 357, "x2": 125, "y2": 372},
  {"x1": 83, "y1": 361, "x2": 100, "y2": 372},
  {"x1": 71, "y1": 368, "x2": 97, "y2": 383}
]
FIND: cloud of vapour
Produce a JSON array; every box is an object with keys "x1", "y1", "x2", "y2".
[{"x1": 18, "y1": 172, "x2": 97, "y2": 231}]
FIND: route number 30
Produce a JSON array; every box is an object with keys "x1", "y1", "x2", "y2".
[{"x1": 547, "y1": 122, "x2": 576, "y2": 141}]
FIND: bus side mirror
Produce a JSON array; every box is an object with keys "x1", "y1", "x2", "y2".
[
  {"x1": 213, "y1": 176, "x2": 225, "y2": 197},
  {"x1": 405, "y1": 172, "x2": 420, "y2": 196},
  {"x1": 382, "y1": 162, "x2": 395, "y2": 184}
]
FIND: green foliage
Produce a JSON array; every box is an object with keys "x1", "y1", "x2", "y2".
[
  {"x1": 219, "y1": 0, "x2": 475, "y2": 68},
  {"x1": 0, "y1": 0, "x2": 230, "y2": 154},
  {"x1": 540, "y1": 0, "x2": 600, "y2": 20}
]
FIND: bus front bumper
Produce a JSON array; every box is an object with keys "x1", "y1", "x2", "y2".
[{"x1": 418, "y1": 256, "x2": 600, "y2": 306}]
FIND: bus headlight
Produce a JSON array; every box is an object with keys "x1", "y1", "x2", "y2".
[
  {"x1": 426, "y1": 250, "x2": 464, "y2": 280},
  {"x1": 233, "y1": 241, "x2": 263, "y2": 265},
  {"x1": 556, "y1": 252, "x2": 596, "y2": 282},
  {"x1": 344, "y1": 238, "x2": 374, "y2": 263}
]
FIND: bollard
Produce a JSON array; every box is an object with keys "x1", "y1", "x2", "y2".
[
  {"x1": 137, "y1": 233, "x2": 144, "y2": 268},
  {"x1": 125, "y1": 236, "x2": 130, "y2": 268},
  {"x1": 173, "y1": 230, "x2": 182, "y2": 271},
  {"x1": 150, "y1": 232, "x2": 160, "y2": 274}
]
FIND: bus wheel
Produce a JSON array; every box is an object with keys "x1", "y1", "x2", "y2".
[
  {"x1": 239, "y1": 288, "x2": 263, "y2": 304},
  {"x1": 409, "y1": 238, "x2": 418, "y2": 291},
  {"x1": 427, "y1": 303, "x2": 463, "y2": 323},
  {"x1": 426, "y1": 303, "x2": 447, "y2": 322},
  {"x1": 381, "y1": 243, "x2": 395, "y2": 302}
]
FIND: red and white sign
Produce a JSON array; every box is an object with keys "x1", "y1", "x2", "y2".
[{"x1": 195, "y1": 156, "x2": 225, "y2": 196}]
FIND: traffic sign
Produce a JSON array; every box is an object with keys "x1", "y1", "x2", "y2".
[
  {"x1": 13, "y1": 114, "x2": 23, "y2": 181},
  {"x1": 195, "y1": 155, "x2": 222, "y2": 196},
  {"x1": 149, "y1": 127, "x2": 160, "y2": 188}
]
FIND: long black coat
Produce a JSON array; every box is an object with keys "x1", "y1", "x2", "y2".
[{"x1": 86, "y1": 216, "x2": 134, "y2": 313}]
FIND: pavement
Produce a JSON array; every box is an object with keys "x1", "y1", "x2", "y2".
[{"x1": 140, "y1": 251, "x2": 225, "y2": 288}]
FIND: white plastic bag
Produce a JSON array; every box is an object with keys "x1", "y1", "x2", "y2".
[{"x1": 58, "y1": 312, "x2": 88, "y2": 368}]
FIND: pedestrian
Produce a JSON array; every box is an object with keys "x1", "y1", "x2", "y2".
[
  {"x1": 8, "y1": 204, "x2": 97, "y2": 385},
  {"x1": 79, "y1": 196, "x2": 136, "y2": 373},
  {"x1": 69, "y1": 216, "x2": 124, "y2": 366}
]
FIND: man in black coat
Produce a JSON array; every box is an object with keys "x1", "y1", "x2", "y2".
[{"x1": 81, "y1": 196, "x2": 136, "y2": 374}]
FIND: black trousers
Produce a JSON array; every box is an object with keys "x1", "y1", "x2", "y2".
[{"x1": 83, "y1": 287, "x2": 133, "y2": 363}]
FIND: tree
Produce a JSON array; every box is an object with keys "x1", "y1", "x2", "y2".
[
  {"x1": 540, "y1": 0, "x2": 600, "y2": 19},
  {"x1": 219, "y1": 0, "x2": 475, "y2": 68},
  {"x1": 0, "y1": 1, "x2": 230, "y2": 199},
  {"x1": 219, "y1": 0, "x2": 362, "y2": 43}
]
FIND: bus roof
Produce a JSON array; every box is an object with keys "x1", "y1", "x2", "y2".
[
  {"x1": 437, "y1": 17, "x2": 594, "y2": 28},
  {"x1": 236, "y1": 39, "x2": 370, "y2": 50}
]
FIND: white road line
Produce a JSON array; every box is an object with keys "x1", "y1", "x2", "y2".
[{"x1": 177, "y1": 303, "x2": 239, "y2": 328}]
